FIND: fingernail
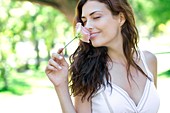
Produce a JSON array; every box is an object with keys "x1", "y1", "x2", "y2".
[
  {"x1": 59, "y1": 56, "x2": 63, "y2": 60},
  {"x1": 58, "y1": 66, "x2": 62, "y2": 70}
]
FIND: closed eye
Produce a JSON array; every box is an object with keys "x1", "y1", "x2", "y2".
[{"x1": 93, "y1": 16, "x2": 101, "y2": 19}]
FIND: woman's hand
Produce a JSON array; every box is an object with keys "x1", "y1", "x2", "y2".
[{"x1": 45, "y1": 48, "x2": 69, "y2": 87}]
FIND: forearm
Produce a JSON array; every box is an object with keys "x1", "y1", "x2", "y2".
[{"x1": 55, "y1": 82, "x2": 76, "y2": 113}]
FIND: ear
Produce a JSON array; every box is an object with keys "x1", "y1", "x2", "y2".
[{"x1": 119, "y1": 12, "x2": 126, "y2": 26}]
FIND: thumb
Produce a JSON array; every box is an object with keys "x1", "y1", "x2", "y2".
[
  {"x1": 57, "y1": 48, "x2": 64, "y2": 54},
  {"x1": 57, "y1": 48, "x2": 68, "y2": 67}
]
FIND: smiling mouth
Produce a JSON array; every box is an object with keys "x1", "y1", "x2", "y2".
[{"x1": 90, "y1": 32, "x2": 99, "y2": 39}]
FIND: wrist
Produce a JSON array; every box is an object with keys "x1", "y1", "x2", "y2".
[{"x1": 54, "y1": 80, "x2": 69, "y2": 91}]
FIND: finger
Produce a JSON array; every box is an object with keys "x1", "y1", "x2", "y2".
[
  {"x1": 52, "y1": 53, "x2": 63, "y2": 60},
  {"x1": 45, "y1": 65, "x2": 58, "y2": 74},
  {"x1": 49, "y1": 59, "x2": 62, "y2": 70},
  {"x1": 59, "y1": 55, "x2": 68, "y2": 67},
  {"x1": 53, "y1": 48, "x2": 68, "y2": 67},
  {"x1": 56, "y1": 49, "x2": 68, "y2": 67},
  {"x1": 47, "y1": 65, "x2": 58, "y2": 71}
]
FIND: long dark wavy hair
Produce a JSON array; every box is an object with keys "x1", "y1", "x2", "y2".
[{"x1": 69, "y1": 0, "x2": 149, "y2": 101}]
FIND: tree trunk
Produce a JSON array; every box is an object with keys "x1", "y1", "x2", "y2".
[
  {"x1": 0, "y1": 67, "x2": 8, "y2": 90},
  {"x1": 35, "y1": 39, "x2": 40, "y2": 69},
  {"x1": 0, "y1": 51, "x2": 8, "y2": 90}
]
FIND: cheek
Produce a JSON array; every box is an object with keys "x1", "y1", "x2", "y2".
[
  {"x1": 100, "y1": 18, "x2": 120, "y2": 34},
  {"x1": 107, "y1": 20, "x2": 120, "y2": 36},
  {"x1": 103, "y1": 24, "x2": 119, "y2": 39}
]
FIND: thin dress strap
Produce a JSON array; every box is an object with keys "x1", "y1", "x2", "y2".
[
  {"x1": 102, "y1": 92, "x2": 114, "y2": 113},
  {"x1": 139, "y1": 50, "x2": 153, "y2": 81}
]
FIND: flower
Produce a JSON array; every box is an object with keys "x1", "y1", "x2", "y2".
[
  {"x1": 76, "y1": 23, "x2": 90, "y2": 43},
  {"x1": 61, "y1": 23, "x2": 91, "y2": 52}
]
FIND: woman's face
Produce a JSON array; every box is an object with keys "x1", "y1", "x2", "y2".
[{"x1": 81, "y1": 1, "x2": 123, "y2": 48}]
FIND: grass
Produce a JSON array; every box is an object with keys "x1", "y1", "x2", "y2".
[{"x1": 0, "y1": 63, "x2": 50, "y2": 95}]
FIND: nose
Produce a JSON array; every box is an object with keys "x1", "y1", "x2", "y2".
[{"x1": 84, "y1": 20, "x2": 93, "y2": 31}]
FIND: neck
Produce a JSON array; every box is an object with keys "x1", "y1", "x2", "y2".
[
  {"x1": 106, "y1": 32, "x2": 127, "y2": 64},
  {"x1": 107, "y1": 44, "x2": 127, "y2": 65}
]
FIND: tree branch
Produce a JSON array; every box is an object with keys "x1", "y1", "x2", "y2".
[{"x1": 13, "y1": 0, "x2": 79, "y2": 23}]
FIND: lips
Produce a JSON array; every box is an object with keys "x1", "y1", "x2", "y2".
[{"x1": 90, "y1": 32, "x2": 99, "y2": 39}]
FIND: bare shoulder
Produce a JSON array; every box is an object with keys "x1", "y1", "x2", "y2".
[
  {"x1": 143, "y1": 51, "x2": 157, "y2": 65},
  {"x1": 142, "y1": 50, "x2": 158, "y2": 87}
]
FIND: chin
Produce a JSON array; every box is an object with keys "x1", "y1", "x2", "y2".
[{"x1": 91, "y1": 41, "x2": 103, "y2": 47}]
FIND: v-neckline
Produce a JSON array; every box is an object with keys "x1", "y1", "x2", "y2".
[{"x1": 111, "y1": 78, "x2": 150, "y2": 110}]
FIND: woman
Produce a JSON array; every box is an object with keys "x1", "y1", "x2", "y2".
[{"x1": 45, "y1": 0, "x2": 160, "y2": 113}]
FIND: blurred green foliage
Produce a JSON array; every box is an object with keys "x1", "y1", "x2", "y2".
[
  {"x1": 159, "y1": 70, "x2": 170, "y2": 78},
  {"x1": 0, "y1": 0, "x2": 72, "y2": 93},
  {"x1": 130, "y1": 0, "x2": 170, "y2": 36}
]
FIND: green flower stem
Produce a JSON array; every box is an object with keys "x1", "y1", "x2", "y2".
[
  {"x1": 63, "y1": 33, "x2": 82, "y2": 49},
  {"x1": 59, "y1": 33, "x2": 81, "y2": 54},
  {"x1": 63, "y1": 36, "x2": 78, "y2": 49}
]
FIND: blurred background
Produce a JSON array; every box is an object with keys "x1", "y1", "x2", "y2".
[{"x1": 0, "y1": 0, "x2": 169, "y2": 113}]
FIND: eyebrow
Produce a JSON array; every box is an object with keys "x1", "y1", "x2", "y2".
[{"x1": 81, "y1": 11, "x2": 102, "y2": 19}]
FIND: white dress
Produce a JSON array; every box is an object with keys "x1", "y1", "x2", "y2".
[{"x1": 91, "y1": 51, "x2": 160, "y2": 113}]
